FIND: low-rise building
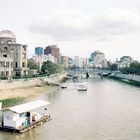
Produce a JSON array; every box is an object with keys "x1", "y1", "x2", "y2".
[
  {"x1": 2, "y1": 100, "x2": 50, "y2": 132},
  {"x1": 116, "y1": 56, "x2": 133, "y2": 69},
  {"x1": 32, "y1": 55, "x2": 46, "y2": 72}
]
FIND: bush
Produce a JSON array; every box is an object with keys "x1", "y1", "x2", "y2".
[
  {"x1": 12, "y1": 76, "x2": 22, "y2": 79},
  {"x1": 0, "y1": 97, "x2": 24, "y2": 108},
  {"x1": 0, "y1": 76, "x2": 7, "y2": 80}
]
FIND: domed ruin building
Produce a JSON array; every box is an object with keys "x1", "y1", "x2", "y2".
[
  {"x1": 0, "y1": 30, "x2": 16, "y2": 44},
  {"x1": 0, "y1": 30, "x2": 28, "y2": 77}
]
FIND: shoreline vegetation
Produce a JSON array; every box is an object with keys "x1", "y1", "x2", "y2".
[
  {"x1": 0, "y1": 75, "x2": 68, "y2": 108},
  {"x1": 107, "y1": 73, "x2": 140, "y2": 87},
  {"x1": 0, "y1": 85, "x2": 59, "y2": 108},
  {"x1": 0, "y1": 97, "x2": 24, "y2": 108},
  {"x1": 108, "y1": 76, "x2": 140, "y2": 87}
]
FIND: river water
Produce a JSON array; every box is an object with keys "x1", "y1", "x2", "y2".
[{"x1": 0, "y1": 78, "x2": 140, "y2": 140}]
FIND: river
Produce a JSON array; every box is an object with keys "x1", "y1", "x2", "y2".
[{"x1": 0, "y1": 78, "x2": 140, "y2": 140}]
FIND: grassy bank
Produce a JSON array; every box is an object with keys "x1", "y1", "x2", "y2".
[
  {"x1": 0, "y1": 84, "x2": 60, "y2": 108},
  {"x1": 0, "y1": 97, "x2": 24, "y2": 108},
  {"x1": 0, "y1": 76, "x2": 67, "y2": 108}
]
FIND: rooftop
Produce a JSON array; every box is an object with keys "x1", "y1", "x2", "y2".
[{"x1": 7, "y1": 100, "x2": 50, "y2": 114}]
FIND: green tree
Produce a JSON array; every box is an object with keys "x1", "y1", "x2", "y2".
[
  {"x1": 120, "y1": 61, "x2": 140, "y2": 75},
  {"x1": 41, "y1": 61, "x2": 63, "y2": 75},
  {"x1": 130, "y1": 61, "x2": 140, "y2": 74},
  {"x1": 130, "y1": 61, "x2": 140, "y2": 68},
  {"x1": 110, "y1": 64, "x2": 118, "y2": 71},
  {"x1": 27, "y1": 59, "x2": 38, "y2": 69}
]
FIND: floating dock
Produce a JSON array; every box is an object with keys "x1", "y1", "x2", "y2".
[
  {"x1": 19, "y1": 115, "x2": 51, "y2": 133},
  {"x1": 0, "y1": 100, "x2": 51, "y2": 133},
  {"x1": 0, "y1": 115, "x2": 51, "y2": 133}
]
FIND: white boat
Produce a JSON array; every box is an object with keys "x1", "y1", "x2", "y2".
[{"x1": 78, "y1": 82, "x2": 87, "y2": 91}]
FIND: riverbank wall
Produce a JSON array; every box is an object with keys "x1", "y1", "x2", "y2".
[
  {"x1": 109, "y1": 73, "x2": 140, "y2": 86},
  {"x1": 0, "y1": 73, "x2": 67, "y2": 90}
]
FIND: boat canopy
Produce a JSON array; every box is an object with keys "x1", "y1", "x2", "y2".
[
  {"x1": 78, "y1": 82, "x2": 87, "y2": 86},
  {"x1": 7, "y1": 100, "x2": 50, "y2": 114}
]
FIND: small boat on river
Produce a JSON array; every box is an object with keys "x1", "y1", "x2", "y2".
[
  {"x1": 73, "y1": 75, "x2": 79, "y2": 82},
  {"x1": 78, "y1": 82, "x2": 87, "y2": 91}
]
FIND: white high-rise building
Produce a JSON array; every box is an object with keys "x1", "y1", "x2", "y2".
[
  {"x1": 91, "y1": 50, "x2": 108, "y2": 68},
  {"x1": 73, "y1": 56, "x2": 80, "y2": 67}
]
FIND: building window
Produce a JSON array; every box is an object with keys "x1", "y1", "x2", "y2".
[
  {"x1": 23, "y1": 45, "x2": 26, "y2": 51},
  {"x1": 3, "y1": 55, "x2": 7, "y2": 57},
  {"x1": 15, "y1": 62, "x2": 18, "y2": 67},
  {"x1": 6, "y1": 62, "x2": 9, "y2": 68},
  {"x1": 10, "y1": 48, "x2": 14, "y2": 53},
  {"x1": 7, "y1": 40, "x2": 12, "y2": 44},
  {"x1": 11, "y1": 62, "x2": 13, "y2": 68},
  {"x1": 16, "y1": 71, "x2": 20, "y2": 76},
  {"x1": 22, "y1": 62, "x2": 26, "y2": 68},
  {"x1": 0, "y1": 61, "x2": 5, "y2": 67},
  {"x1": 4, "y1": 47, "x2": 8, "y2": 52},
  {"x1": 6, "y1": 71, "x2": 9, "y2": 76},
  {"x1": 24, "y1": 71, "x2": 26, "y2": 75},
  {"x1": 22, "y1": 53, "x2": 26, "y2": 59}
]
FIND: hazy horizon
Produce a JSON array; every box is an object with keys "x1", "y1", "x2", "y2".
[{"x1": 0, "y1": 0, "x2": 140, "y2": 61}]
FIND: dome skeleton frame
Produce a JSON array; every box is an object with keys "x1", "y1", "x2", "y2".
[{"x1": 0, "y1": 30, "x2": 16, "y2": 42}]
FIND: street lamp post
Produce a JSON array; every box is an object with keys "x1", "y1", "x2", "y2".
[{"x1": 82, "y1": 58, "x2": 85, "y2": 70}]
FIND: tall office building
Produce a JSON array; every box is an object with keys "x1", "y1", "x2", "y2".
[
  {"x1": 44, "y1": 45, "x2": 60, "y2": 63},
  {"x1": 35, "y1": 47, "x2": 43, "y2": 56}
]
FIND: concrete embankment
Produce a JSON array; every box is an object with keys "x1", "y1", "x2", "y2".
[
  {"x1": 0, "y1": 73, "x2": 67, "y2": 107},
  {"x1": 0, "y1": 73, "x2": 67, "y2": 90},
  {"x1": 109, "y1": 73, "x2": 140, "y2": 86}
]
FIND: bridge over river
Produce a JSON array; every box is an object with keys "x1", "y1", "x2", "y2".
[
  {"x1": 65, "y1": 68, "x2": 111, "y2": 78},
  {"x1": 65, "y1": 69, "x2": 140, "y2": 84}
]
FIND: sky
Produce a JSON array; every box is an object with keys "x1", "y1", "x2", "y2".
[{"x1": 0, "y1": 0, "x2": 140, "y2": 61}]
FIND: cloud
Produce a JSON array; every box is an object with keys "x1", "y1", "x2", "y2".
[{"x1": 29, "y1": 9, "x2": 140, "y2": 41}]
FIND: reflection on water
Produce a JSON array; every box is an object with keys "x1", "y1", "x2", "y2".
[{"x1": 0, "y1": 79, "x2": 140, "y2": 140}]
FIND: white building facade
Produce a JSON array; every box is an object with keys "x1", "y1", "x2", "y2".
[
  {"x1": 116, "y1": 56, "x2": 133, "y2": 69},
  {"x1": 91, "y1": 50, "x2": 108, "y2": 68}
]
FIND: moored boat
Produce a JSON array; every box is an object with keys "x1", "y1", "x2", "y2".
[{"x1": 78, "y1": 82, "x2": 87, "y2": 91}]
